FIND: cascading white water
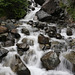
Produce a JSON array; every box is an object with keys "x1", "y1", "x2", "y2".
[
  {"x1": 56, "y1": 53, "x2": 73, "y2": 73},
  {"x1": 19, "y1": 5, "x2": 73, "y2": 75},
  {"x1": 0, "y1": 2, "x2": 74, "y2": 75}
]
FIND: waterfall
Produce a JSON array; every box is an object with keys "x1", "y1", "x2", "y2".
[
  {"x1": 56, "y1": 53, "x2": 73, "y2": 73},
  {"x1": 0, "y1": 1, "x2": 74, "y2": 75}
]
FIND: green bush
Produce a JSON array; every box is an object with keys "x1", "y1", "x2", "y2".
[
  {"x1": 67, "y1": 7, "x2": 75, "y2": 21},
  {"x1": 59, "y1": 0, "x2": 75, "y2": 22},
  {"x1": 59, "y1": 1, "x2": 66, "y2": 9},
  {"x1": 67, "y1": 0, "x2": 75, "y2": 21},
  {"x1": 0, "y1": 0, "x2": 28, "y2": 19}
]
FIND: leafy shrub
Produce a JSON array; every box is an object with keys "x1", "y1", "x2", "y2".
[
  {"x1": 67, "y1": 0, "x2": 75, "y2": 21},
  {"x1": 0, "y1": 0, "x2": 28, "y2": 19},
  {"x1": 59, "y1": 0, "x2": 75, "y2": 22}
]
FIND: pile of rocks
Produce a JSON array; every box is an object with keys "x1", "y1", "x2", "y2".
[{"x1": 35, "y1": 0, "x2": 67, "y2": 25}]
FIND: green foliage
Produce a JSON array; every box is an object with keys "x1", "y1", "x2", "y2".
[
  {"x1": 67, "y1": 7, "x2": 75, "y2": 21},
  {"x1": 0, "y1": 0, "x2": 28, "y2": 19},
  {"x1": 67, "y1": 0, "x2": 75, "y2": 21},
  {"x1": 59, "y1": 1, "x2": 66, "y2": 9},
  {"x1": 59, "y1": 0, "x2": 75, "y2": 22}
]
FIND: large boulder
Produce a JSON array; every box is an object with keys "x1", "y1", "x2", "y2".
[
  {"x1": 64, "y1": 51, "x2": 75, "y2": 64},
  {"x1": 16, "y1": 55, "x2": 31, "y2": 75},
  {"x1": 63, "y1": 51, "x2": 75, "y2": 72},
  {"x1": 34, "y1": 0, "x2": 45, "y2": 5},
  {"x1": 51, "y1": 41, "x2": 67, "y2": 53},
  {"x1": 42, "y1": 0, "x2": 59, "y2": 14},
  {"x1": 41, "y1": 51, "x2": 60, "y2": 70},
  {"x1": 36, "y1": 10, "x2": 52, "y2": 22},
  {"x1": 36, "y1": 0, "x2": 66, "y2": 23},
  {"x1": 3, "y1": 54, "x2": 31, "y2": 75}
]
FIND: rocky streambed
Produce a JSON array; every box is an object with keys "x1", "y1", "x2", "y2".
[{"x1": 0, "y1": 0, "x2": 75, "y2": 75}]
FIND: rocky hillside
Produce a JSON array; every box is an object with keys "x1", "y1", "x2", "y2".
[{"x1": 34, "y1": 0, "x2": 75, "y2": 23}]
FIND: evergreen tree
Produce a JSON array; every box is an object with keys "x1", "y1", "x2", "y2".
[{"x1": 0, "y1": 0, "x2": 28, "y2": 19}]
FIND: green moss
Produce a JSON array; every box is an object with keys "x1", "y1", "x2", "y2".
[{"x1": 0, "y1": 0, "x2": 29, "y2": 19}]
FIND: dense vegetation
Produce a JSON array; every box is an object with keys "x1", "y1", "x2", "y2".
[
  {"x1": 59, "y1": 0, "x2": 75, "y2": 22},
  {"x1": 0, "y1": 0, "x2": 28, "y2": 19},
  {"x1": 67, "y1": 0, "x2": 75, "y2": 22}
]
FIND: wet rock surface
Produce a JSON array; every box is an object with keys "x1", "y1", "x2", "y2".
[
  {"x1": 16, "y1": 43, "x2": 29, "y2": 51},
  {"x1": 0, "y1": 48, "x2": 9, "y2": 62},
  {"x1": 55, "y1": 33, "x2": 62, "y2": 39},
  {"x1": 34, "y1": 21, "x2": 47, "y2": 29},
  {"x1": 38, "y1": 34, "x2": 50, "y2": 44},
  {"x1": 0, "y1": 26, "x2": 7, "y2": 34},
  {"x1": 36, "y1": 10, "x2": 51, "y2": 22},
  {"x1": 34, "y1": 0, "x2": 45, "y2": 5},
  {"x1": 51, "y1": 41, "x2": 67, "y2": 52},
  {"x1": 64, "y1": 51, "x2": 75, "y2": 64},
  {"x1": 21, "y1": 28, "x2": 30, "y2": 35},
  {"x1": 42, "y1": 0, "x2": 59, "y2": 14},
  {"x1": 46, "y1": 26, "x2": 57, "y2": 37},
  {"x1": 41, "y1": 51, "x2": 60, "y2": 70},
  {"x1": 0, "y1": 48, "x2": 9, "y2": 58},
  {"x1": 3, "y1": 54, "x2": 31, "y2": 75},
  {"x1": 63, "y1": 51, "x2": 75, "y2": 72},
  {"x1": 39, "y1": 43, "x2": 51, "y2": 50},
  {"x1": 68, "y1": 38, "x2": 75, "y2": 49},
  {"x1": 5, "y1": 22, "x2": 16, "y2": 30},
  {"x1": 3, "y1": 39, "x2": 15, "y2": 47},
  {"x1": 0, "y1": 33, "x2": 8, "y2": 42},
  {"x1": 22, "y1": 38, "x2": 34, "y2": 46},
  {"x1": 66, "y1": 27, "x2": 73, "y2": 36},
  {"x1": 0, "y1": 18, "x2": 74, "y2": 75},
  {"x1": 36, "y1": 0, "x2": 67, "y2": 23},
  {"x1": 16, "y1": 43, "x2": 29, "y2": 55}
]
